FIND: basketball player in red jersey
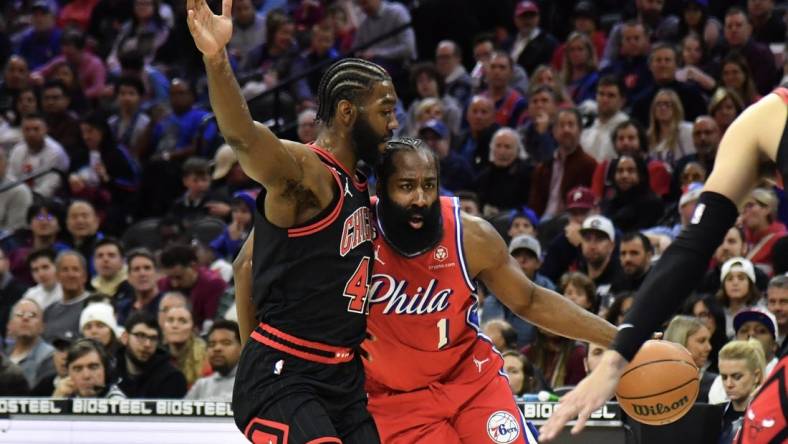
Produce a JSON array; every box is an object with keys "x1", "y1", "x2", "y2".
[
  {"x1": 363, "y1": 138, "x2": 618, "y2": 443},
  {"x1": 541, "y1": 89, "x2": 788, "y2": 442},
  {"x1": 188, "y1": 0, "x2": 399, "y2": 442}
]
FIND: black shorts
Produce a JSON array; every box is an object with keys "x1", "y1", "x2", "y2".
[{"x1": 232, "y1": 340, "x2": 379, "y2": 444}]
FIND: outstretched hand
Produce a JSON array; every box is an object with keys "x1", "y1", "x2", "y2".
[
  {"x1": 186, "y1": 0, "x2": 233, "y2": 57},
  {"x1": 538, "y1": 350, "x2": 627, "y2": 442}
]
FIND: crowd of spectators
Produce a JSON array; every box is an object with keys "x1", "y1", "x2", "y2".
[{"x1": 0, "y1": 0, "x2": 787, "y2": 440}]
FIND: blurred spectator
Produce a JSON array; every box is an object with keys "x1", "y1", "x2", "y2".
[
  {"x1": 720, "y1": 8, "x2": 776, "y2": 96},
  {"x1": 476, "y1": 127, "x2": 532, "y2": 215},
  {"x1": 601, "y1": 0, "x2": 679, "y2": 67},
  {"x1": 559, "y1": 272, "x2": 598, "y2": 313},
  {"x1": 748, "y1": 0, "x2": 785, "y2": 44},
  {"x1": 404, "y1": 62, "x2": 462, "y2": 136},
  {"x1": 518, "y1": 85, "x2": 559, "y2": 164},
  {"x1": 708, "y1": 87, "x2": 745, "y2": 135},
  {"x1": 41, "y1": 80, "x2": 83, "y2": 162},
  {"x1": 157, "y1": 291, "x2": 187, "y2": 329},
  {"x1": 716, "y1": 340, "x2": 765, "y2": 443},
  {"x1": 470, "y1": 33, "x2": 529, "y2": 95},
  {"x1": 480, "y1": 52, "x2": 527, "y2": 129},
  {"x1": 49, "y1": 62, "x2": 89, "y2": 113},
  {"x1": 507, "y1": 207, "x2": 539, "y2": 239},
  {"x1": 33, "y1": 30, "x2": 107, "y2": 100},
  {"x1": 91, "y1": 238, "x2": 132, "y2": 300},
  {"x1": 108, "y1": 0, "x2": 171, "y2": 70},
  {"x1": 481, "y1": 318, "x2": 518, "y2": 352},
  {"x1": 539, "y1": 186, "x2": 596, "y2": 283},
  {"x1": 159, "y1": 244, "x2": 226, "y2": 329},
  {"x1": 116, "y1": 248, "x2": 162, "y2": 325},
  {"x1": 560, "y1": 32, "x2": 599, "y2": 105},
  {"x1": 43, "y1": 250, "x2": 90, "y2": 341},
  {"x1": 117, "y1": 49, "x2": 170, "y2": 110},
  {"x1": 611, "y1": 232, "x2": 654, "y2": 294},
  {"x1": 599, "y1": 155, "x2": 664, "y2": 231},
  {"x1": 578, "y1": 215, "x2": 622, "y2": 311},
  {"x1": 0, "y1": 147, "x2": 33, "y2": 231},
  {"x1": 168, "y1": 157, "x2": 218, "y2": 223},
  {"x1": 194, "y1": 240, "x2": 232, "y2": 283},
  {"x1": 162, "y1": 304, "x2": 210, "y2": 388},
  {"x1": 57, "y1": 0, "x2": 101, "y2": 31},
  {"x1": 354, "y1": 0, "x2": 416, "y2": 79},
  {"x1": 630, "y1": 43, "x2": 707, "y2": 127},
  {"x1": 434, "y1": 40, "x2": 472, "y2": 107},
  {"x1": 108, "y1": 76, "x2": 151, "y2": 157},
  {"x1": 717, "y1": 257, "x2": 763, "y2": 338},
  {"x1": 502, "y1": 350, "x2": 545, "y2": 396},
  {"x1": 296, "y1": 108, "x2": 317, "y2": 144},
  {"x1": 117, "y1": 312, "x2": 187, "y2": 398},
  {"x1": 529, "y1": 65, "x2": 573, "y2": 107},
  {"x1": 5, "y1": 298, "x2": 54, "y2": 388},
  {"x1": 734, "y1": 308, "x2": 778, "y2": 373},
  {"x1": 521, "y1": 328, "x2": 586, "y2": 389},
  {"x1": 150, "y1": 78, "x2": 216, "y2": 162},
  {"x1": 64, "y1": 200, "x2": 102, "y2": 273},
  {"x1": 550, "y1": 1, "x2": 606, "y2": 72},
  {"x1": 417, "y1": 119, "x2": 474, "y2": 193},
  {"x1": 15, "y1": 2, "x2": 62, "y2": 70},
  {"x1": 79, "y1": 302, "x2": 122, "y2": 356},
  {"x1": 664, "y1": 315, "x2": 716, "y2": 402},
  {"x1": 672, "y1": 115, "x2": 719, "y2": 194},
  {"x1": 326, "y1": 2, "x2": 356, "y2": 54},
  {"x1": 605, "y1": 291, "x2": 635, "y2": 325},
  {"x1": 54, "y1": 338, "x2": 125, "y2": 398},
  {"x1": 583, "y1": 342, "x2": 606, "y2": 374},
  {"x1": 227, "y1": 0, "x2": 267, "y2": 70},
  {"x1": 5, "y1": 201, "x2": 69, "y2": 284},
  {"x1": 682, "y1": 293, "x2": 728, "y2": 374},
  {"x1": 741, "y1": 188, "x2": 787, "y2": 273},
  {"x1": 719, "y1": 51, "x2": 761, "y2": 106},
  {"x1": 454, "y1": 95, "x2": 498, "y2": 168},
  {"x1": 210, "y1": 191, "x2": 254, "y2": 260},
  {"x1": 599, "y1": 21, "x2": 651, "y2": 102},
  {"x1": 21, "y1": 248, "x2": 62, "y2": 312},
  {"x1": 86, "y1": 0, "x2": 135, "y2": 59},
  {"x1": 646, "y1": 88, "x2": 695, "y2": 167},
  {"x1": 0, "y1": 87, "x2": 39, "y2": 151},
  {"x1": 241, "y1": 11, "x2": 298, "y2": 81},
  {"x1": 1, "y1": 58, "x2": 31, "y2": 115},
  {"x1": 506, "y1": 1, "x2": 558, "y2": 76},
  {"x1": 0, "y1": 247, "x2": 28, "y2": 340},
  {"x1": 529, "y1": 108, "x2": 596, "y2": 219},
  {"x1": 186, "y1": 319, "x2": 241, "y2": 401},
  {"x1": 676, "y1": 0, "x2": 722, "y2": 50},
  {"x1": 7, "y1": 113, "x2": 70, "y2": 198},
  {"x1": 290, "y1": 22, "x2": 340, "y2": 109},
  {"x1": 675, "y1": 33, "x2": 717, "y2": 94},
  {"x1": 766, "y1": 274, "x2": 787, "y2": 344},
  {"x1": 580, "y1": 76, "x2": 629, "y2": 163},
  {"x1": 30, "y1": 330, "x2": 72, "y2": 395},
  {"x1": 457, "y1": 191, "x2": 481, "y2": 217}
]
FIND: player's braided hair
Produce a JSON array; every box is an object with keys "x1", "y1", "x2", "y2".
[
  {"x1": 375, "y1": 137, "x2": 441, "y2": 196},
  {"x1": 316, "y1": 58, "x2": 391, "y2": 124}
]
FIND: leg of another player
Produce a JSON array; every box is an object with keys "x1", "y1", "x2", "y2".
[
  {"x1": 452, "y1": 375, "x2": 539, "y2": 444},
  {"x1": 366, "y1": 389, "x2": 462, "y2": 444}
]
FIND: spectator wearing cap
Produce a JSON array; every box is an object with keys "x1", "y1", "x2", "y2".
[
  {"x1": 766, "y1": 274, "x2": 787, "y2": 345},
  {"x1": 210, "y1": 191, "x2": 256, "y2": 261},
  {"x1": 159, "y1": 244, "x2": 227, "y2": 329},
  {"x1": 16, "y1": 1, "x2": 63, "y2": 70},
  {"x1": 354, "y1": 0, "x2": 416, "y2": 79},
  {"x1": 31, "y1": 331, "x2": 73, "y2": 395},
  {"x1": 80, "y1": 301, "x2": 122, "y2": 356},
  {"x1": 645, "y1": 182, "x2": 704, "y2": 253},
  {"x1": 33, "y1": 30, "x2": 107, "y2": 100},
  {"x1": 5, "y1": 298, "x2": 54, "y2": 388},
  {"x1": 611, "y1": 232, "x2": 654, "y2": 294},
  {"x1": 579, "y1": 215, "x2": 623, "y2": 312},
  {"x1": 599, "y1": 154, "x2": 664, "y2": 232},
  {"x1": 186, "y1": 320, "x2": 242, "y2": 401},
  {"x1": 210, "y1": 144, "x2": 256, "y2": 216},
  {"x1": 698, "y1": 226, "x2": 770, "y2": 295},
  {"x1": 707, "y1": 307, "x2": 779, "y2": 404},
  {"x1": 742, "y1": 188, "x2": 787, "y2": 274},
  {"x1": 435, "y1": 40, "x2": 473, "y2": 108},
  {"x1": 550, "y1": 1, "x2": 606, "y2": 72},
  {"x1": 0, "y1": 246, "x2": 29, "y2": 337},
  {"x1": 483, "y1": 234, "x2": 555, "y2": 347},
  {"x1": 57, "y1": 0, "x2": 100, "y2": 31},
  {"x1": 418, "y1": 119, "x2": 475, "y2": 193},
  {"x1": 507, "y1": 207, "x2": 539, "y2": 240},
  {"x1": 506, "y1": 1, "x2": 558, "y2": 76},
  {"x1": 529, "y1": 108, "x2": 597, "y2": 219},
  {"x1": 454, "y1": 95, "x2": 499, "y2": 169},
  {"x1": 43, "y1": 251, "x2": 90, "y2": 342},
  {"x1": 580, "y1": 76, "x2": 629, "y2": 163},
  {"x1": 475, "y1": 127, "x2": 532, "y2": 216},
  {"x1": 717, "y1": 257, "x2": 764, "y2": 339},
  {"x1": 540, "y1": 186, "x2": 597, "y2": 282}
]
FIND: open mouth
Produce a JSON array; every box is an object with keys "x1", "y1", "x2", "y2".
[{"x1": 409, "y1": 214, "x2": 424, "y2": 229}]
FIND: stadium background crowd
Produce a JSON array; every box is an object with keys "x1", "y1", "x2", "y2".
[{"x1": 0, "y1": 0, "x2": 787, "y2": 441}]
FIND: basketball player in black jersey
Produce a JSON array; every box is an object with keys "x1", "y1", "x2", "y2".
[
  {"x1": 540, "y1": 88, "x2": 788, "y2": 443},
  {"x1": 188, "y1": 0, "x2": 398, "y2": 442}
]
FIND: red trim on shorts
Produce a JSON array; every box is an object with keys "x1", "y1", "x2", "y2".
[
  {"x1": 244, "y1": 418, "x2": 289, "y2": 444},
  {"x1": 259, "y1": 322, "x2": 352, "y2": 354},
  {"x1": 310, "y1": 144, "x2": 368, "y2": 191},
  {"x1": 287, "y1": 166, "x2": 344, "y2": 238},
  {"x1": 305, "y1": 438, "x2": 342, "y2": 444},
  {"x1": 250, "y1": 322, "x2": 354, "y2": 365}
]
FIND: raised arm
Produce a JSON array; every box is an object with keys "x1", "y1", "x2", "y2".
[
  {"x1": 464, "y1": 215, "x2": 617, "y2": 347},
  {"x1": 233, "y1": 230, "x2": 256, "y2": 345}
]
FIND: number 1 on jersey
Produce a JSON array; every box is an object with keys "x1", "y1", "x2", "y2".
[
  {"x1": 343, "y1": 257, "x2": 370, "y2": 313},
  {"x1": 437, "y1": 318, "x2": 449, "y2": 349}
]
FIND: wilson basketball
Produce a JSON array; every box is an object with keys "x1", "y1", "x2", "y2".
[{"x1": 615, "y1": 340, "x2": 700, "y2": 425}]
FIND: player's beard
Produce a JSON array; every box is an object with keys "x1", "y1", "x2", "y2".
[
  {"x1": 352, "y1": 114, "x2": 388, "y2": 166},
  {"x1": 378, "y1": 194, "x2": 443, "y2": 257}
]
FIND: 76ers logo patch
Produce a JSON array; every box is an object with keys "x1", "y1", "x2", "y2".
[
  {"x1": 487, "y1": 411, "x2": 520, "y2": 443},
  {"x1": 434, "y1": 245, "x2": 449, "y2": 262}
]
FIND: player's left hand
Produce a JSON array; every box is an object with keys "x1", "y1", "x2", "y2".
[{"x1": 538, "y1": 350, "x2": 627, "y2": 442}]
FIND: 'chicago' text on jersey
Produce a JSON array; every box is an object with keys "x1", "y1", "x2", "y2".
[
  {"x1": 339, "y1": 207, "x2": 373, "y2": 256},
  {"x1": 369, "y1": 274, "x2": 453, "y2": 315}
]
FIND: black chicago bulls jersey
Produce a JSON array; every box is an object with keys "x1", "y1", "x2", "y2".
[{"x1": 251, "y1": 145, "x2": 373, "y2": 347}]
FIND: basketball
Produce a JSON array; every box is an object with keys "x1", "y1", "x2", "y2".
[{"x1": 615, "y1": 340, "x2": 700, "y2": 426}]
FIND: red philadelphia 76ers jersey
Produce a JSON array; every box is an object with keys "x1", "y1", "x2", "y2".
[{"x1": 364, "y1": 196, "x2": 498, "y2": 392}]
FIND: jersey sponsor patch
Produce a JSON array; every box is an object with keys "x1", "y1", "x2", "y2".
[
  {"x1": 434, "y1": 245, "x2": 449, "y2": 262},
  {"x1": 487, "y1": 410, "x2": 520, "y2": 444}
]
